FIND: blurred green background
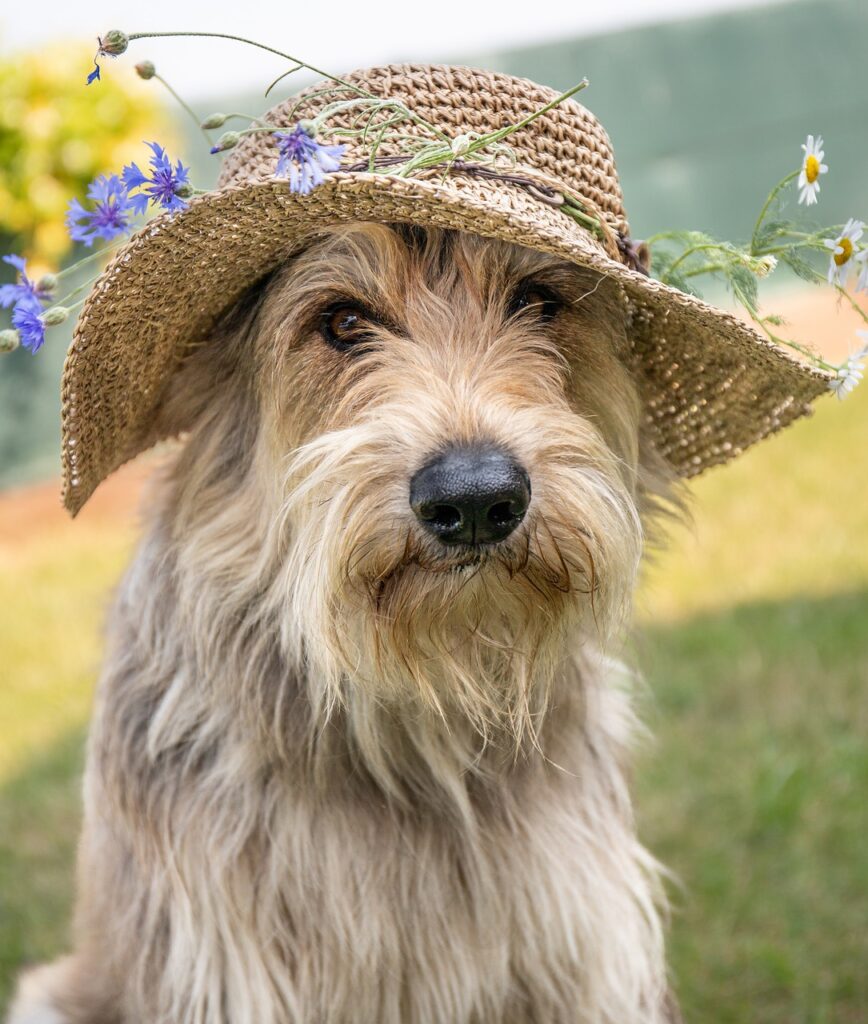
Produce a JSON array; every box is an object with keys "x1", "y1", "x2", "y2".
[{"x1": 1, "y1": 1, "x2": 867, "y2": 1021}]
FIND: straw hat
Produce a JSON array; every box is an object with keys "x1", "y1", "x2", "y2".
[{"x1": 61, "y1": 63, "x2": 832, "y2": 515}]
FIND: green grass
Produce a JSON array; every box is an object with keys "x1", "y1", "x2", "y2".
[{"x1": 1, "y1": 383, "x2": 866, "y2": 1019}]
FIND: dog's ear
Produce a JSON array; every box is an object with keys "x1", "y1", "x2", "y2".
[{"x1": 145, "y1": 271, "x2": 276, "y2": 443}]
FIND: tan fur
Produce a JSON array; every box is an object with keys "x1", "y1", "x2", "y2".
[{"x1": 10, "y1": 226, "x2": 682, "y2": 1024}]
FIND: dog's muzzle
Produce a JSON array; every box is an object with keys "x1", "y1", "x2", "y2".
[{"x1": 409, "y1": 444, "x2": 531, "y2": 546}]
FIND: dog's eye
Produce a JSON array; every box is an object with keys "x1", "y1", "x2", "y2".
[
  {"x1": 507, "y1": 282, "x2": 562, "y2": 323},
  {"x1": 320, "y1": 302, "x2": 377, "y2": 351}
]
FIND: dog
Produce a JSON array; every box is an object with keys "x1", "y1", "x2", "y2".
[{"x1": 10, "y1": 222, "x2": 682, "y2": 1023}]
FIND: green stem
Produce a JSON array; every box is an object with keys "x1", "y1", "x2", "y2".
[
  {"x1": 834, "y1": 284, "x2": 868, "y2": 325},
  {"x1": 750, "y1": 169, "x2": 798, "y2": 255},
  {"x1": 749, "y1": 313, "x2": 837, "y2": 372},
  {"x1": 153, "y1": 74, "x2": 210, "y2": 143},
  {"x1": 222, "y1": 112, "x2": 275, "y2": 127},
  {"x1": 128, "y1": 32, "x2": 369, "y2": 95},
  {"x1": 264, "y1": 63, "x2": 305, "y2": 98},
  {"x1": 55, "y1": 239, "x2": 127, "y2": 279},
  {"x1": 126, "y1": 32, "x2": 450, "y2": 142},
  {"x1": 465, "y1": 79, "x2": 589, "y2": 153},
  {"x1": 559, "y1": 202, "x2": 602, "y2": 236},
  {"x1": 682, "y1": 262, "x2": 728, "y2": 278},
  {"x1": 53, "y1": 275, "x2": 100, "y2": 308},
  {"x1": 661, "y1": 243, "x2": 730, "y2": 283}
]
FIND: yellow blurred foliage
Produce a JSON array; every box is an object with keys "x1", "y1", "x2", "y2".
[{"x1": 0, "y1": 42, "x2": 172, "y2": 272}]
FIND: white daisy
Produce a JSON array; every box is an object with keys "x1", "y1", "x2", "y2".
[
  {"x1": 829, "y1": 331, "x2": 868, "y2": 400},
  {"x1": 798, "y1": 134, "x2": 828, "y2": 205},
  {"x1": 755, "y1": 254, "x2": 778, "y2": 278},
  {"x1": 824, "y1": 218, "x2": 864, "y2": 286}
]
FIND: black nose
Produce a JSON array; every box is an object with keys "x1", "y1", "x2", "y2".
[{"x1": 409, "y1": 445, "x2": 531, "y2": 546}]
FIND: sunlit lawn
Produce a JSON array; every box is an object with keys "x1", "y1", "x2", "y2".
[{"x1": 1, "y1": 368, "x2": 866, "y2": 1020}]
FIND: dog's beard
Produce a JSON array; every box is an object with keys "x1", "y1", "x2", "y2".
[{"x1": 276, "y1": 404, "x2": 643, "y2": 751}]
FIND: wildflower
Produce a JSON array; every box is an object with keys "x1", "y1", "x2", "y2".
[
  {"x1": 135, "y1": 61, "x2": 156, "y2": 80},
  {"x1": 273, "y1": 124, "x2": 346, "y2": 196},
  {"x1": 451, "y1": 133, "x2": 473, "y2": 157},
  {"x1": 829, "y1": 335, "x2": 868, "y2": 399},
  {"x1": 0, "y1": 329, "x2": 20, "y2": 353},
  {"x1": 98, "y1": 30, "x2": 129, "y2": 57},
  {"x1": 202, "y1": 113, "x2": 230, "y2": 130},
  {"x1": 210, "y1": 131, "x2": 241, "y2": 154},
  {"x1": 87, "y1": 31, "x2": 128, "y2": 85},
  {"x1": 41, "y1": 306, "x2": 70, "y2": 326},
  {"x1": 824, "y1": 219, "x2": 864, "y2": 286},
  {"x1": 66, "y1": 174, "x2": 136, "y2": 246},
  {"x1": 0, "y1": 255, "x2": 53, "y2": 309},
  {"x1": 11, "y1": 297, "x2": 46, "y2": 353},
  {"x1": 122, "y1": 142, "x2": 191, "y2": 214},
  {"x1": 754, "y1": 254, "x2": 778, "y2": 278},
  {"x1": 798, "y1": 135, "x2": 827, "y2": 206}
]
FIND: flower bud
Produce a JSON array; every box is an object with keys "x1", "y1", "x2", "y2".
[
  {"x1": 298, "y1": 120, "x2": 317, "y2": 137},
  {"x1": 174, "y1": 182, "x2": 194, "y2": 199},
  {"x1": 209, "y1": 131, "x2": 241, "y2": 155},
  {"x1": 0, "y1": 329, "x2": 20, "y2": 353},
  {"x1": 201, "y1": 112, "x2": 229, "y2": 130},
  {"x1": 450, "y1": 133, "x2": 473, "y2": 157},
  {"x1": 755, "y1": 254, "x2": 778, "y2": 278},
  {"x1": 41, "y1": 306, "x2": 70, "y2": 326},
  {"x1": 99, "y1": 30, "x2": 129, "y2": 57},
  {"x1": 36, "y1": 273, "x2": 58, "y2": 294},
  {"x1": 135, "y1": 61, "x2": 156, "y2": 80}
]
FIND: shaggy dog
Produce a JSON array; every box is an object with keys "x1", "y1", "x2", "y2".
[{"x1": 11, "y1": 223, "x2": 682, "y2": 1024}]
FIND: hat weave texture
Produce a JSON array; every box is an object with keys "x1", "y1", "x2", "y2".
[{"x1": 60, "y1": 64, "x2": 831, "y2": 514}]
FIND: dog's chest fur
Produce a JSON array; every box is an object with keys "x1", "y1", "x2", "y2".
[{"x1": 68, "y1": 536, "x2": 667, "y2": 1024}]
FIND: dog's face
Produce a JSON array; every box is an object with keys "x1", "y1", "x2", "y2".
[{"x1": 167, "y1": 224, "x2": 669, "y2": 741}]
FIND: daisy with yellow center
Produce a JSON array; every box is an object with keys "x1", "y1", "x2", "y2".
[
  {"x1": 830, "y1": 332, "x2": 868, "y2": 399},
  {"x1": 798, "y1": 134, "x2": 828, "y2": 205},
  {"x1": 824, "y1": 218, "x2": 864, "y2": 285}
]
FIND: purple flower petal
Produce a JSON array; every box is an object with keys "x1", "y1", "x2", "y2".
[
  {"x1": 12, "y1": 297, "x2": 46, "y2": 353},
  {"x1": 0, "y1": 254, "x2": 52, "y2": 308},
  {"x1": 121, "y1": 142, "x2": 191, "y2": 213},
  {"x1": 66, "y1": 175, "x2": 135, "y2": 246},
  {"x1": 273, "y1": 125, "x2": 346, "y2": 196}
]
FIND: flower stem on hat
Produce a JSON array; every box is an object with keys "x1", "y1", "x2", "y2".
[{"x1": 273, "y1": 124, "x2": 346, "y2": 195}]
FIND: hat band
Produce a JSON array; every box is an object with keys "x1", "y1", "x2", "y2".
[{"x1": 342, "y1": 154, "x2": 648, "y2": 274}]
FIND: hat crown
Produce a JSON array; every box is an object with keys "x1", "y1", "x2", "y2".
[{"x1": 217, "y1": 63, "x2": 629, "y2": 235}]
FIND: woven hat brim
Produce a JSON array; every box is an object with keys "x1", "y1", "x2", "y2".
[{"x1": 61, "y1": 171, "x2": 832, "y2": 515}]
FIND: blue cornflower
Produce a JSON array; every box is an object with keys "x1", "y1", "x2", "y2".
[
  {"x1": 122, "y1": 142, "x2": 191, "y2": 214},
  {"x1": 0, "y1": 255, "x2": 52, "y2": 309},
  {"x1": 66, "y1": 174, "x2": 135, "y2": 247},
  {"x1": 273, "y1": 125, "x2": 346, "y2": 196},
  {"x1": 87, "y1": 62, "x2": 101, "y2": 86},
  {"x1": 12, "y1": 296, "x2": 46, "y2": 353}
]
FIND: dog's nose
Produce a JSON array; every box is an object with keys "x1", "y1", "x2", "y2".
[{"x1": 409, "y1": 445, "x2": 531, "y2": 546}]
